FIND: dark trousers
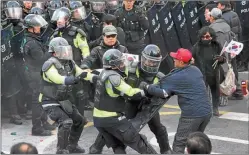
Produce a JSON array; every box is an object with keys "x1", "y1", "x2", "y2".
[
  {"x1": 206, "y1": 75, "x2": 220, "y2": 110},
  {"x1": 172, "y1": 114, "x2": 211, "y2": 154},
  {"x1": 3, "y1": 93, "x2": 19, "y2": 117},
  {"x1": 147, "y1": 112, "x2": 171, "y2": 153},
  {"x1": 231, "y1": 58, "x2": 243, "y2": 96},
  {"x1": 44, "y1": 105, "x2": 87, "y2": 149},
  {"x1": 96, "y1": 118, "x2": 157, "y2": 154}
]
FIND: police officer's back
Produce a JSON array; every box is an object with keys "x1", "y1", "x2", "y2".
[
  {"x1": 93, "y1": 49, "x2": 157, "y2": 154},
  {"x1": 51, "y1": 7, "x2": 90, "y2": 66},
  {"x1": 115, "y1": 0, "x2": 149, "y2": 55}
]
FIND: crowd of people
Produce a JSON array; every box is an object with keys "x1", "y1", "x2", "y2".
[{"x1": 1, "y1": 0, "x2": 248, "y2": 154}]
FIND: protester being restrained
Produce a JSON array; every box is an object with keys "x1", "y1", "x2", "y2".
[{"x1": 139, "y1": 48, "x2": 212, "y2": 154}]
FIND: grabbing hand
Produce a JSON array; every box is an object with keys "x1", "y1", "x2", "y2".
[
  {"x1": 139, "y1": 81, "x2": 149, "y2": 90},
  {"x1": 214, "y1": 55, "x2": 225, "y2": 62}
]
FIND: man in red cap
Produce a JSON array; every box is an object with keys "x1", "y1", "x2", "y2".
[{"x1": 139, "y1": 48, "x2": 212, "y2": 154}]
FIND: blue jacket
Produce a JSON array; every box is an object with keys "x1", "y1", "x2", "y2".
[{"x1": 147, "y1": 65, "x2": 212, "y2": 117}]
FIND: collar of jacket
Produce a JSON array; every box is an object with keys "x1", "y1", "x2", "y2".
[
  {"x1": 222, "y1": 7, "x2": 232, "y2": 14},
  {"x1": 100, "y1": 40, "x2": 120, "y2": 49},
  {"x1": 25, "y1": 31, "x2": 42, "y2": 41}
]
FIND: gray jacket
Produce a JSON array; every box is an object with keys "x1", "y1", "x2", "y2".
[
  {"x1": 222, "y1": 8, "x2": 242, "y2": 40},
  {"x1": 209, "y1": 18, "x2": 232, "y2": 47}
]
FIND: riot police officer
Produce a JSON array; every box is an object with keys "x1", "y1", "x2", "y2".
[
  {"x1": 51, "y1": 6, "x2": 91, "y2": 113},
  {"x1": 29, "y1": 6, "x2": 49, "y2": 21},
  {"x1": 1, "y1": 1, "x2": 23, "y2": 125},
  {"x1": 39, "y1": 37, "x2": 96, "y2": 154},
  {"x1": 89, "y1": 45, "x2": 172, "y2": 154},
  {"x1": 5, "y1": 1, "x2": 24, "y2": 35},
  {"x1": 92, "y1": 48, "x2": 157, "y2": 154},
  {"x1": 22, "y1": 14, "x2": 55, "y2": 136},
  {"x1": 115, "y1": 0, "x2": 149, "y2": 55},
  {"x1": 69, "y1": 0, "x2": 92, "y2": 42},
  {"x1": 89, "y1": 1, "x2": 106, "y2": 46},
  {"x1": 105, "y1": 0, "x2": 121, "y2": 14},
  {"x1": 51, "y1": 7, "x2": 90, "y2": 66},
  {"x1": 46, "y1": 0, "x2": 63, "y2": 20}
]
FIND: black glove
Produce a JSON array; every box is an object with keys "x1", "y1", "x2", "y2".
[
  {"x1": 78, "y1": 72, "x2": 88, "y2": 80},
  {"x1": 65, "y1": 76, "x2": 80, "y2": 85},
  {"x1": 139, "y1": 81, "x2": 149, "y2": 90}
]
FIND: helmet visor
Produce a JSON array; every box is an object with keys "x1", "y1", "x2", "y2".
[
  {"x1": 141, "y1": 53, "x2": 162, "y2": 73},
  {"x1": 28, "y1": 15, "x2": 48, "y2": 28},
  {"x1": 32, "y1": 2, "x2": 45, "y2": 9},
  {"x1": 106, "y1": 0, "x2": 119, "y2": 10},
  {"x1": 112, "y1": 55, "x2": 126, "y2": 72},
  {"x1": 54, "y1": 45, "x2": 73, "y2": 60},
  {"x1": 51, "y1": 9, "x2": 70, "y2": 22},
  {"x1": 72, "y1": 6, "x2": 87, "y2": 20},
  {"x1": 91, "y1": 2, "x2": 106, "y2": 13},
  {"x1": 5, "y1": 7, "x2": 22, "y2": 19}
]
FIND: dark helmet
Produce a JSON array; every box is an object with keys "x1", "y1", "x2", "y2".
[
  {"x1": 48, "y1": 37, "x2": 73, "y2": 60},
  {"x1": 5, "y1": 1, "x2": 22, "y2": 19},
  {"x1": 47, "y1": 0, "x2": 62, "y2": 18},
  {"x1": 105, "y1": 0, "x2": 120, "y2": 10},
  {"x1": 90, "y1": 1, "x2": 106, "y2": 13},
  {"x1": 141, "y1": 44, "x2": 162, "y2": 74},
  {"x1": 23, "y1": 14, "x2": 48, "y2": 29},
  {"x1": 102, "y1": 49, "x2": 125, "y2": 72},
  {"x1": 48, "y1": 0, "x2": 62, "y2": 10},
  {"x1": 69, "y1": 1, "x2": 83, "y2": 9},
  {"x1": 51, "y1": 7, "x2": 71, "y2": 23},
  {"x1": 32, "y1": 2, "x2": 45, "y2": 9},
  {"x1": 69, "y1": 1, "x2": 87, "y2": 21},
  {"x1": 30, "y1": 7, "x2": 44, "y2": 15}
]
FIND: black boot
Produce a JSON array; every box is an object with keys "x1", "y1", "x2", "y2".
[
  {"x1": 9, "y1": 115, "x2": 22, "y2": 125},
  {"x1": 67, "y1": 120, "x2": 86, "y2": 153},
  {"x1": 56, "y1": 126, "x2": 71, "y2": 154},
  {"x1": 43, "y1": 122, "x2": 57, "y2": 131},
  {"x1": 89, "y1": 133, "x2": 106, "y2": 154},
  {"x1": 157, "y1": 135, "x2": 172, "y2": 154},
  {"x1": 32, "y1": 129, "x2": 52, "y2": 136}
]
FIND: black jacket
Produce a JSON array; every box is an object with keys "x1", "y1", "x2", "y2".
[
  {"x1": 192, "y1": 41, "x2": 226, "y2": 86},
  {"x1": 89, "y1": 26, "x2": 126, "y2": 49},
  {"x1": 222, "y1": 8, "x2": 242, "y2": 40},
  {"x1": 23, "y1": 32, "x2": 50, "y2": 72},
  {"x1": 82, "y1": 41, "x2": 128, "y2": 69}
]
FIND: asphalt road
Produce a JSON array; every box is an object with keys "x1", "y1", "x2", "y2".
[{"x1": 1, "y1": 72, "x2": 248, "y2": 154}]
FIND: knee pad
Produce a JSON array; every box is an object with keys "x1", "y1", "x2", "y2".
[{"x1": 61, "y1": 118, "x2": 73, "y2": 129}]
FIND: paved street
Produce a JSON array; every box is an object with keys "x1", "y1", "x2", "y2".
[{"x1": 2, "y1": 72, "x2": 248, "y2": 154}]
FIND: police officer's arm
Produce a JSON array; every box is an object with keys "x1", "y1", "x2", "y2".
[
  {"x1": 76, "y1": 32, "x2": 90, "y2": 59},
  {"x1": 137, "y1": 9, "x2": 149, "y2": 31},
  {"x1": 81, "y1": 47, "x2": 99, "y2": 69},
  {"x1": 74, "y1": 64, "x2": 98, "y2": 83},
  {"x1": 109, "y1": 75, "x2": 145, "y2": 100},
  {"x1": 42, "y1": 64, "x2": 78, "y2": 85}
]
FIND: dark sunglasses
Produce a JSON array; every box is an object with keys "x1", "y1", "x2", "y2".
[
  {"x1": 105, "y1": 34, "x2": 117, "y2": 38},
  {"x1": 202, "y1": 35, "x2": 211, "y2": 40}
]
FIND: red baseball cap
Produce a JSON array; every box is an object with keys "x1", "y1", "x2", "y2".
[{"x1": 170, "y1": 48, "x2": 192, "y2": 63}]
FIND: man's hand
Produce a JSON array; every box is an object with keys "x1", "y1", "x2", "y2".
[{"x1": 139, "y1": 81, "x2": 149, "y2": 90}]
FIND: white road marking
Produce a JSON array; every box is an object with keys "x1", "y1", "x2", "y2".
[
  {"x1": 219, "y1": 112, "x2": 249, "y2": 122},
  {"x1": 150, "y1": 132, "x2": 249, "y2": 154}
]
